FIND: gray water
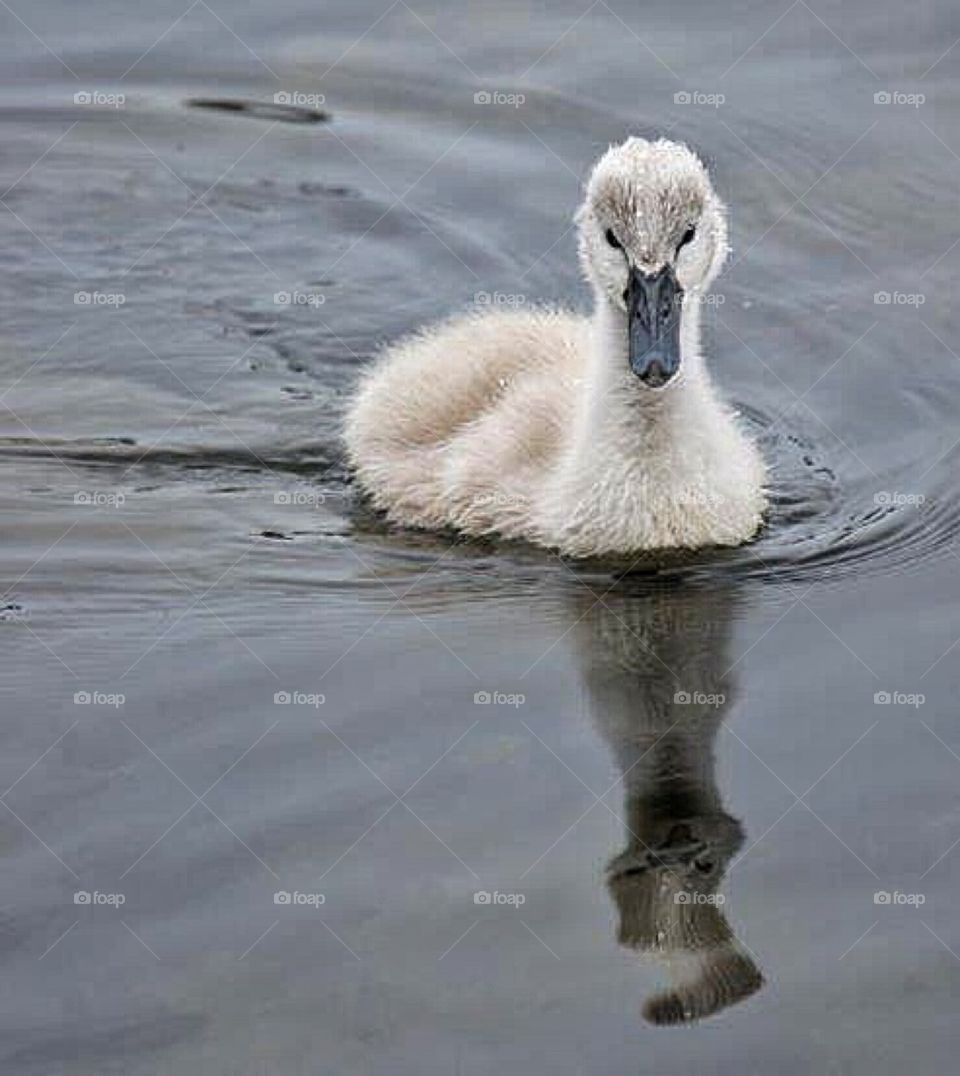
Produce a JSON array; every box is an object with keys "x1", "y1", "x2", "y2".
[{"x1": 2, "y1": 0, "x2": 960, "y2": 1072}]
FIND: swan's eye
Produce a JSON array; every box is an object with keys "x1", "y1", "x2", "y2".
[
  {"x1": 605, "y1": 228, "x2": 623, "y2": 250},
  {"x1": 676, "y1": 225, "x2": 697, "y2": 253}
]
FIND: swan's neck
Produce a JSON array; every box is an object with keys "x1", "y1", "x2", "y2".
[
  {"x1": 542, "y1": 289, "x2": 763, "y2": 553},
  {"x1": 577, "y1": 295, "x2": 712, "y2": 453}
]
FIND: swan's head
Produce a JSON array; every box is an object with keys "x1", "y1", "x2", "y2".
[{"x1": 577, "y1": 137, "x2": 728, "y2": 387}]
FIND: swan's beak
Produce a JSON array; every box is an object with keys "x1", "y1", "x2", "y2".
[{"x1": 627, "y1": 264, "x2": 683, "y2": 387}]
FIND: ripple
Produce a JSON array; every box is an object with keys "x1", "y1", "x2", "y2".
[
  {"x1": 704, "y1": 404, "x2": 960, "y2": 586},
  {"x1": 2, "y1": 396, "x2": 956, "y2": 595},
  {"x1": 340, "y1": 401, "x2": 960, "y2": 593}
]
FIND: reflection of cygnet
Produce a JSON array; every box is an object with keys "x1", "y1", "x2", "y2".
[{"x1": 574, "y1": 583, "x2": 763, "y2": 1024}]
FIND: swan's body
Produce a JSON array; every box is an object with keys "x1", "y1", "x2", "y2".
[{"x1": 345, "y1": 138, "x2": 766, "y2": 556}]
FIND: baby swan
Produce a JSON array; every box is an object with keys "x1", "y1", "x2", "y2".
[{"x1": 344, "y1": 137, "x2": 766, "y2": 556}]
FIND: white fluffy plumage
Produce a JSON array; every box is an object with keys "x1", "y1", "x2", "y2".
[{"x1": 344, "y1": 137, "x2": 767, "y2": 556}]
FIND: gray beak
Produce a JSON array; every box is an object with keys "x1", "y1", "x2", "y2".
[{"x1": 627, "y1": 264, "x2": 683, "y2": 386}]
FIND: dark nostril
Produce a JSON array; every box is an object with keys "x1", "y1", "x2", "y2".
[{"x1": 622, "y1": 288, "x2": 629, "y2": 303}]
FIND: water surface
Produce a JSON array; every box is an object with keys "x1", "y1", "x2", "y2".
[{"x1": 2, "y1": 1, "x2": 960, "y2": 1072}]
